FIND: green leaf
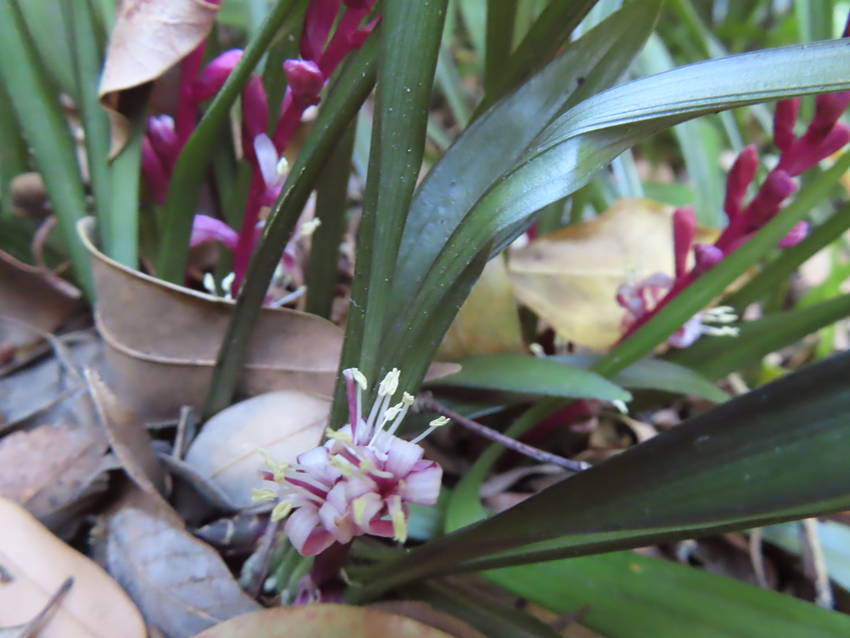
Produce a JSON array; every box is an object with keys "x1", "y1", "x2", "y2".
[
  {"x1": 333, "y1": 0, "x2": 448, "y2": 424},
  {"x1": 0, "y1": 0, "x2": 93, "y2": 297},
  {"x1": 552, "y1": 354, "x2": 728, "y2": 403},
  {"x1": 428, "y1": 353, "x2": 630, "y2": 402},
  {"x1": 384, "y1": 0, "x2": 662, "y2": 389},
  {"x1": 484, "y1": 0, "x2": 518, "y2": 95},
  {"x1": 156, "y1": 0, "x2": 306, "y2": 283},
  {"x1": 305, "y1": 123, "x2": 355, "y2": 319},
  {"x1": 668, "y1": 294, "x2": 850, "y2": 381},
  {"x1": 486, "y1": 551, "x2": 850, "y2": 638},
  {"x1": 202, "y1": 35, "x2": 379, "y2": 418},
  {"x1": 350, "y1": 350, "x2": 850, "y2": 597}
]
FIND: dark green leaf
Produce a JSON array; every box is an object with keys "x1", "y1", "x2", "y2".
[
  {"x1": 428, "y1": 353, "x2": 630, "y2": 402},
  {"x1": 352, "y1": 350, "x2": 850, "y2": 596},
  {"x1": 487, "y1": 551, "x2": 850, "y2": 638}
]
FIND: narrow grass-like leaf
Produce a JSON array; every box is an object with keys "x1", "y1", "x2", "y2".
[
  {"x1": 350, "y1": 350, "x2": 850, "y2": 597},
  {"x1": 334, "y1": 0, "x2": 448, "y2": 421},
  {"x1": 157, "y1": 0, "x2": 306, "y2": 283},
  {"x1": 486, "y1": 551, "x2": 850, "y2": 638},
  {"x1": 0, "y1": 0, "x2": 92, "y2": 297},
  {"x1": 0, "y1": 82, "x2": 28, "y2": 214},
  {"x1": 202, "y1": 36, "x2": 379, "y2": 418},
  {"x1": 428, "y1": 353, "x2": 630, "y2": 402},
  {"x1": 724, "y1": 203, "x2": 850, "y2": 311},
  {"x1": 483, "y1": 0, "x2": 517, "y2": 95},
  {"x1": 305, "y1": 123, "x2": 355, "y2": 318},
  {"x1": 65, "y1": 0, "x2": 113, "y2": 255}
]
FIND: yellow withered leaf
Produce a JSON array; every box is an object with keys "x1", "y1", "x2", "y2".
[{"x1": 507, "y1": 199, "x2": 676, "y2": 351}]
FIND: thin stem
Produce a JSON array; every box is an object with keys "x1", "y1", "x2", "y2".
[{"x1": 418, "y1": 396, "x2": 589, "y2": 473}]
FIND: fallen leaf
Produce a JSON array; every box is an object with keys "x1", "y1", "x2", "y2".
[
  {"x1": 0, "y1": 498, "x2": 146, "y2": 638},
  {"x1": 507, "y1": 199, "x2": 676, "y2": 351},
  {"x1": 438, "y1": 255, "x2": 525, "y2": 360},
  {"x1": 0, "y1": 424, "x2": 108, "y2": 533},
  {"x1": 85, "y1": 369, "x2": 168, "y2": 510},
  {"x1": 190, "y1": 605, "x2": 453, "y2": 638},
  {"x1": 369, "y1": 601, "x2": 485, "y2": 638},
  {"x1": 101, "y1": 490, "x2": 260, "y2": 638},
  {"x1": 0, "y1": 251, "x2": 83, "y2": 356},
  {"x1": 0, "y1": 577, "x2": 73, "y2": 638},
  {"x1": 98, "y1": 0, "x2": 220, "y2": 154},
  {"x1": 79, "y1": 218, "x2": 343, "y2": 421},
  {"x1": 184, "y1": 391, "x2": 328, "y2": 508}
]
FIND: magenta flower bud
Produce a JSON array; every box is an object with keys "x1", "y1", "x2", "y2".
[
  {"x1": 301, "y1": 0, "x2": 342, "y2": 61},
  {"x1": 781, "y1": 123, "x2": 850, "y2": 176},
  {"x1": 724, "y1": 145, "x2": 758, "y2": 221},
  {"x1": 804, "y1": 91, "x2": 850, "y2": 145},
  {"x1": 778, "y1": 220, "x2": 809, "y2": 247},
  {"x1": 241, "y1": 75, "x2": 269, "y2": 153},
  {"x1": 146, "y1": 115, "x2": 179, "y2": 171},
  {"x1": 744, "y1": 169, "x2": 797, "y2": 223},
  {"x1": 773, "y1": 98, "x2": 799, "y2": 153},
  {"x1": 190, "y1": 214, "x2": 239, "y2": 250},
  {"x1": 284, "y1": 59, "x2": 325, "y2": 101},
  {"x1": 343, "y1": 0, "x2": 372, "y2": 9},
  {"x1": 672, "y1": 206, "x2": 696, "y2": 279},
  {"x1": 195, "y1": 49, "x2": 243, "y2": 101},
  {"x1": 693, "y1": 243, "x2": 724, "y2": 274}
]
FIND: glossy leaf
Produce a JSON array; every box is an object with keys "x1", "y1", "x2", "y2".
[
  {"x1": 486, "y1": 551, "x2": 850, "y2": 638},
  {"x1": 428, "y1": 353, "x2": 630, "y2": 402},
  {"x1": 350, "y1": 350, "x2": 850, "y2": 597},
  {"x1": 384, "y1": 1, "x2": 663, "y2": 389}
]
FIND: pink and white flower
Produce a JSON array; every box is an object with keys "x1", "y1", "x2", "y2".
[{"x1": 252, "y1": 368, "x2": 446, "y2": 556}]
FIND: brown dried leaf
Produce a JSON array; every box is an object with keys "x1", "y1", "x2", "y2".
[
  {"x1": 438, "y1": 256, "x2": 525, "y2": 360},
  {"x1": 190, "y1": 605, "x2": 453, "y2": 638},
  {"x1": 85, "y1": 369, "x2": 168, "y2": 508},
  {"x1": 79, "y1": 218, "x2": 342, "y2": 421},
  {"x1": 0, "y1": 498, "x2": 146, "y2": 638},
  {"x1": 98, "y1": 0, "x2": 220, "y2": 154},
  {"x1": 0, "y1": 424, "x2": 108, "y2": 530},
  {"x1": 507, "y1": 199, "x2": 676, "y2": 351},
  {"x1": 184, "y1": 391, "x2": 327, "y2": 508},
  {"x1": 102, "y1": 490, "x2": 260, "y2": 638}
]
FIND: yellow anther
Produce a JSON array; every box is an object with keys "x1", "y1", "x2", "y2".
[
  {"x1": 378, "y1": 368, "x2": 400, "y2": 397},
  {"x1": 428, "y1": 416, "x2": 451, "y2": 428},
  {"x1": 402, "y1": 392, "x2": 415, "y2": 406},
  {"x1": 251, "y1": 488, "x2": 277, "y2": 502},
  {"x1": 270, "y1": 500, "x2": 293, "y2": 521}
]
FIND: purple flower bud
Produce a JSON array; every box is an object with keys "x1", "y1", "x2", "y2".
[
  {"x1": 241, "y1": 75, "x2": 269, "y2": 158},
  {"x1": 195, "y1": 49, "x2": 243, "y2": 101},
  {"x1": 190, "y1": 214, "x2": 239, "y2": 250},
  {"x1": 724, "y1": 145, "x2": 758, "y2": 221},
  {"x1": 744, "y1": 169, "x2": 797, "y2": 223},
  {"x1": 672, "y1": 206, "x2": 695, "y2": 279},
  {"x1": 778, "y1": 220, "x2": 809, "y2": 247},
  {"x1": 146, "y1": 115, "x2": 179, "y2": 171},
  {"x1": 284, "y1": 59, "x2": 325, "y2": 101},
  {"x1": 693, "y1": 243, "x2": 724, "y2": 274},
  {"x1": 773, "y1": 98, "x2": 799, "y2": 153}
]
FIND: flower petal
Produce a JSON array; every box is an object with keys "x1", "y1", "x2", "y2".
[
  {"x1": 384, "y1": 436, "x2": 423, "y2": 477},
  {"x1": 399, "y1": 463, "x2": 442, "y2": 505},
  {"x1": 285, "y1": 504, "x2": 334, "y2": 556},
  {"x1": 190, "y1": 214, "x2": 238, "y2": 250}
]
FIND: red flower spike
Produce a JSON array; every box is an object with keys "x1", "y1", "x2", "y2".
[
  {"x1": 804, "y1": 91, "x2": 850, "y2": 145},
  {"x1": 301, "y1": 0, "x2": 342, "y2": 61},
  {"x1": 743, "y1": 169, "x2": 797, "y2": 223},
  {"x1": 778, "y1": 220, "x2": 809, "y2": 247},
  {"x1": 781, "y1": 123, "x2": 850, "y2": 176},
  {"x1": 146, "y1": 115, "x2": 179, "y2": 172},
  {"x1": 723, "y1": 145, "x2": 758, "y2": 220},
  {"x1": 672, "y1": 206, "x2": 696, "y2": 279},
  {"x1": 241, "y1": 75, "x2": 269, "y2": 162},
  {"x1": 141, "y1": 136, "x2": 169, "y2": 204},
  {"x1": 773, "y1": 98, "x2": 799, "y2": 153},
  {"x1": 195, "y1": 49, "x2": 243, "y2": 101}
]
